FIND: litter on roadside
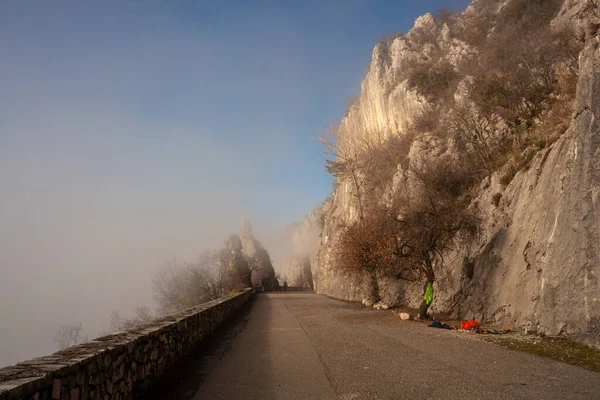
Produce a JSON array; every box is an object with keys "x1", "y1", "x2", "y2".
[
  {"x1": 429, "y1": 318, "x2": 458, "y2": 330},
  {"x1": 461, "y1": 319, "x2": 480, "y2": 330},
  {"x1": 427, "y1": 318, "x2": 514, "y2": 335},
  {"x1": 476, "y1": 327, "x2": 513, "y2": 335}
]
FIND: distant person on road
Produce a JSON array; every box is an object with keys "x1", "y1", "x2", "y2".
[{"x1": 283, "y1": 281, "x2": 288, "y2": 291}]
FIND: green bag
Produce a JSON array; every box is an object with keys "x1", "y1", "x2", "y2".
[{"x1": 424, "y1": 282, "x2": 434, "y2": 306}]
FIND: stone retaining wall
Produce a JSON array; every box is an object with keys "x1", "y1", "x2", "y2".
[{"x1": 0, "y1": 288, "x2": 254, "y2": 400}]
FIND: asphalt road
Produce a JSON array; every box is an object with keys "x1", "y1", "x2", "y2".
[{"x1": 148, "y1": 292, "x2": 600, "y2": 400}]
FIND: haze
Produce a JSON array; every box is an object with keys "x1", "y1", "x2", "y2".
[{"x1": 0, "y1": 0, "x2": 470, "y2": 367}]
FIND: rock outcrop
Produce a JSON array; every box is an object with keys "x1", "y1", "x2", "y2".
[
  {"x1": 222, "y1": 234, "x2": 252, "y2": 290},
  {"x1": 239, "y1": 219, "x2": 278, "y2": 290}
]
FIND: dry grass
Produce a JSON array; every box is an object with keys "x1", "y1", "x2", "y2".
[
  {"x1": 414, "y1": 315, "x2": 600, "y2": 373},
  {"x1": 482, "y1": 333, "x2": 600, "y2": 373}
]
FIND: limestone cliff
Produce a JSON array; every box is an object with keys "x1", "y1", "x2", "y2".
[
  {"x1": 316, "y1": 3, "x2": 478, "y2": 307},
  {"x1": 302, "y1": 0, "x2": 600, "y2": 347},
  {"x1": 459, "y1": 26, "x2": 600, "y2": 347}
]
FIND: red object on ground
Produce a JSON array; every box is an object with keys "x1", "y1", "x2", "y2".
[{"x1": 461, "y1": 320, "x2": 480, "y2": 330}]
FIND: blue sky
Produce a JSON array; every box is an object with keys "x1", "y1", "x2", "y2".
[{"x1": 0, "y1": 0, "x2": 470, "y2": 366}]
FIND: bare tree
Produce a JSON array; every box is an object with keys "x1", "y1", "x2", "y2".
[
  {"x1": 152, "y1": 249, "x2": 247, "y2": 315},
  {"x1": 320, "y1": 124, "x2": 371, "y2": 220},
  {"x1": 197, "y1": 250, "x2": 227, "y2": 300},
  {"x1": 109, "y1": 306, "x2": 154, "y2": 332},
  {"x1": 336, "y1": 156, "x2": 478, "y2": 317},
  {"x1": 109, "y1": 310, "x2": 124, "y2": 332},
  {"x1": 55, "y1": 323, "x2": 87, "y2": 349},
  {"x1": 336, "y1": 207, "x2": 398, "y2": 304},
  {"x1": 152, "y1": 258, "x2": 210, "y2": 315},
  {"x1": 391, "y1": 159, "x2": 479, "y2": 318},
  {"x1": 320, "y1": 125, "x2": 407, "y2": 220},
  {"x1": 449, "y1": 104, "x2": 509, "y2": 175}
]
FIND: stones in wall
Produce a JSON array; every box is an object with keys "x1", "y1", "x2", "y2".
[{"x1": 0, "y1": 289, "x2": 253, "y2": 400}]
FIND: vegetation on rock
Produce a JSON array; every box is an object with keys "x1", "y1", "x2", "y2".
[{"x1": 321, "y1": 0, "x2": 585, "y2": 315}]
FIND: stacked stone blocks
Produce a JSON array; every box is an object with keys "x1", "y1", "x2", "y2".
[{"x1": 0, "y1": 288, "x2": 253, "y2": 400}]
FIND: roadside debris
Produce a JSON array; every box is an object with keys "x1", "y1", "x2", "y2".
[
  {"x1": 373, "y1": 301, "x2": 390, "y2": 310},
  {"x1": 429, "y1": 318, "x2": 457, "y2": 330},
  {"x1": 476, "y1": 327, "x2": 513, "y2": 335},
  {"x1": 397, "y1": 312, "x2": 410, "y2": 320},
  {"x1": 426, "y1": 318, "x2": 514, "y2": 335},
  {"x1": 461, "y1": 320, "x2": 480, "y2": 330}
]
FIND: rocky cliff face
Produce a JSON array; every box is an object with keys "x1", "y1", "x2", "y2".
[
  {"x1": 315, "y1": 4, "x2": 477, "y2": 307},
  {"x1": 302, "y1": 0, "x2": 600, "y2": 346},
  {"x1": 459, "y1": 25, "x2": 600, "y2": 347}
]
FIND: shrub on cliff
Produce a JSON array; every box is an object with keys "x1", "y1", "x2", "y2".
[
  {"x1": 336, "y1": 207, "x2": 399, "y2": 304},
  {"x1": 326, "y1": 0, "x2": 583, "y2": 316},
  {"x1": 407, "y1": 61, "x2": 459, "y2": 102},
  {"x1": 441, "y1": 0, "x2": 581, "y2": 181},
  {"x1": 407, "y1": 0, "x2": 581, "y2": 171}
]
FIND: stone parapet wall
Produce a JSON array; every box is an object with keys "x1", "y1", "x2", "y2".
[{"x1": 0, "y1": 288, "x2": 253, "y2": 400}]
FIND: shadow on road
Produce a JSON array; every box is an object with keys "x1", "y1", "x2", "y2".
[{"x1": 141, "y1": 297, "x2": 257, "y2": 400}]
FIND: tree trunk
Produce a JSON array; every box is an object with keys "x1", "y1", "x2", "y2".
[
  {"x1": 369, "y1": 269, "x2": 380, "y2": 304},
  {"x1": 350, "y1": 168, "x2": 364, "y2": 220}
]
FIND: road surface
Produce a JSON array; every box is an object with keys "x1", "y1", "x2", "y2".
[{"x1": 148, "y1": 292, "x2": 600, "y2": 400}]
